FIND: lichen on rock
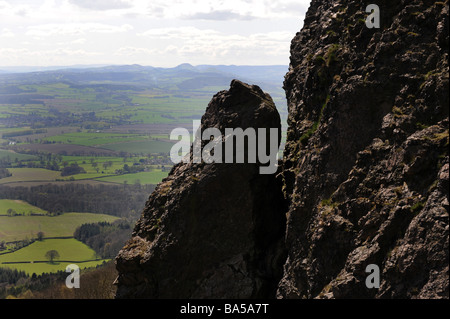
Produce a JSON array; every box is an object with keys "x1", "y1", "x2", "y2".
[{"x1": 278, "y1": 0, "x2": 449, "y2": 299}]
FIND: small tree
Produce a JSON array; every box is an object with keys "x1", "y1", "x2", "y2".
[
  {"x1": 6, "y1": 208, "x2": 16, "y2": 217},
  {"x1": 37, "y1": 231, "x2": 44, "y2": 241},
  {"x1": 45, "y1": 250, "x2": 60, "y2": 264}
]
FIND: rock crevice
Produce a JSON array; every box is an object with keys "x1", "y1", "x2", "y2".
[
  {"x1": 277, "y1": 0, "x2": 448, "y2": 299},
  {"x1": 115, "y1": 0, "x2": 449, "y2": 299},
  {"x1": 115, "y1": 80, "x2": 286, "y2": 299}
]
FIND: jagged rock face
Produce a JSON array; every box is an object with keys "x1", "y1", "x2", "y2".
[
  {"x1": 115, "y1": 1, "x2": 449, "y2": 299},
  {"x1": 115, "y1": 80, "x2": 286, "y2": 298},
  {"x1": 278, "y1": 0, "x2": 449, "y2": 298}
]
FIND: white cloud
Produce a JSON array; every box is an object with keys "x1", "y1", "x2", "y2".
[
  {"x1": 0, "y1": 47, "x2": 101, "y2": 57},
  {"x1": 26, "y1": 23, "x2": 134, "y2": 38},
  {"x1": 133, "y1": 27, "x2": 293, "y2": 65},
  {"x1": 138, "y1": 26, "x2": 292, "y2": 44},
  {"x1": 142, "y1": 0, "x2": 309, "y2": 20},
  {"x1": 1, "y1": 0, "x2": 309, "y2": 21},
  {"x1": 114, "y1": 46, "x2": 157, "y2": 56},
  {"x1": 0, "y1": 28, "x2": 15, "y2": 38},
  {"x1": 0, "y1": 1, "x2": 31, "y2": 17},
  {"x1": 71, "y1": 38, "x2": 87, "y2": 44},
  {"x1": 68, "y1": 0, "x2": 133, "y2": 11},
  {"x1": 0, "y1": 0, "x2": 308, "y2": 66},
  {"x1": 0, "y1": 47, "x2": 103, "y2": 65},
  {"x1": 138, "y1": 26, "x2": 219, "y2": 40},
  {"x1": 181, "y1": 9, "x2": 256, "y2": 21},
  {"x1": 56, "y1": 38, "x2": 87, "y2": 46}
]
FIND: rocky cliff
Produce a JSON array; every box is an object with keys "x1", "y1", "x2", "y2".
[
  {"x1": 277, "y1": 0, "x2": 448, "y2": 299},
  {"x1": 115, "y1": 0, "x2": 449, "y2": 299},
  {"x1": 115, "y1": 80, "x2": 286, "y2": 298}
]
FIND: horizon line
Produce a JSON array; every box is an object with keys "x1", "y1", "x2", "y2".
[{"x1": 0, "y1": 63, "x2": 288, "y2": 69}]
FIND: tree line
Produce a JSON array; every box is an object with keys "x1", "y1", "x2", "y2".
[
  {"x1": 0, "y1": 167, "x2": 11, "y2": 179},
  {"x1": 0, "y1": 183, "x2": 155, "y2": 218},
  {"x1": 0, "y1": 268, "x2": 27, "y2": 286},
  {"x1": 1, "y1": 261, "x2": 118, "y2": 299},
  {"x1": 74, "y1": 220, "x2": 133, "y2": 258}
]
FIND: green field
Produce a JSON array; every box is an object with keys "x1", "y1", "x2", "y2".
[
  {"x1": 0, "y1": 65, "x2": 288, "y2": 288},
  {"x1": 0, "y1": 212, "x2": 119, "y2": 242},
  {"x1": 100, "y1": 140, "x2": 174, "y2": 154},
  {"x1": 43, "y1": 132, "x2": 148, "y2": 147},
  {"x1": 0, "y1": 104, "x2": 50, "y2": 118},
  {"x1": 0, "y1": 149, "x2": 37, "y2": 161},
  {"x1": 0, "y1": 157, "x2": 170, "y2": 185},
  {"x1": 95, "y1": 170, "x2": 169, "y2": 185},
  {"x1": 0, "y1": 199, "x2": 47, "y2": 216},
  {"x1": 0, "y1": 238, "x2": 109, "y2": 275},
  {"x1": 0, "y1": 168, "x2": 61, "y2": 184}
]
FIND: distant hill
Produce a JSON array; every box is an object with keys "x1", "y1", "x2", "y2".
[
  {"x1": 0, "y1": 65, "x2": 109, "y2": 74},
  {"x1": 0, "y1": 64, "x2": 287, "y2": 94}
]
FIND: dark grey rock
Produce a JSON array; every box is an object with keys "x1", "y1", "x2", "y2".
[{"x1": 115, "y1": 80, "x2": 286, "y2": 298}]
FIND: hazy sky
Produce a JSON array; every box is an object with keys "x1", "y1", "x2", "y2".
[{"x1": 0, "y1": 0, "x2": 309, "y2": 67}]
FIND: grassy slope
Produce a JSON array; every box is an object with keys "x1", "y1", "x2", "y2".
[
  {"x1": 0, "y1": 199, "x2": 47, "y2": 216},
  {"x1": 0, "y1": 238, "x2": 109, "y2": 275},
  {"x1": 94, "y1": 170, "x2": 168, "y2": 185},
  {"x1": 0, "y1": 168, "x2": 61, "y2": 184},
  {"x1": 0, "y1": 212, "x2": 119, "y2": 242},
  {"x1": 100, "y1": 140, "x2": 174, "y2": 153},
  {"x1": 42, "y1": 132, "x2": 147, "y2": 147},
  {"x1": 0, "y1": 149, "x2": 37, "y2": 161}
]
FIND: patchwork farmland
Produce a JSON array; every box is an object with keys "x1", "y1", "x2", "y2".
[{"x1": 0, "y1": 64, "x2": 287, "y2": 298}]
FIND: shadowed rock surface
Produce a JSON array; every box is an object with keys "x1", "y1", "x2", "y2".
[
  {"x1": 115, "y1": 0, "x2": 449, "y2": 299},
  {"x1": 277, "y1": 0, "x2": 448, "y2": 298},
  {"x1": 115, "y1": 80, "x2": 286, "y2": 298}
]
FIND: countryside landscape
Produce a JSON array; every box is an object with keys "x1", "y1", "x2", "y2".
[{"x1": 0, "y1": 64, "x2": 287, "y2": 298}]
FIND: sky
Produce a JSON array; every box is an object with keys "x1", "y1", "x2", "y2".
[{"x1": 0, "y1": 0, "x2": 310, "y2": 67}]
